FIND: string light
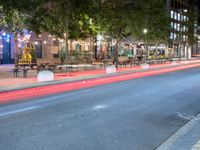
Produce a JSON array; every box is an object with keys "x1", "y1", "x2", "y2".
[
  {"x1": 59, "y1": 39, "x2": 64, "y2": 42},
  {"x1": 18, "y1": 44, "x2": 22, "y2": 48}
]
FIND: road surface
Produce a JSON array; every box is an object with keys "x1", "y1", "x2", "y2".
[{"x1": 1, "y1": 67, "x2": 200, "y2": 150}]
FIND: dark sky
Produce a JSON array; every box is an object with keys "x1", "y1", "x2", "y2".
[{"x1": 198, "y1": 0, "x2": 200, "y2": 9}]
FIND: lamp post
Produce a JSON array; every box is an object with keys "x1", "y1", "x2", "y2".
[{"x1": 143, "y1": 28, "x2": 148, "y2": 60}]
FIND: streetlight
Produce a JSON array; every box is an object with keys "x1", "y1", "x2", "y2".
[{"x1": 143, "y1": 29, "x2": 148, "y2": 34}]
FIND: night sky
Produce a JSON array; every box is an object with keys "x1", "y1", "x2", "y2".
[{"x1": 198, "y1": 0, "x2": 200, "y2": 9}]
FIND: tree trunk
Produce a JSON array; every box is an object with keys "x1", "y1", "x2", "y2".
[
  {"x1": 115, "y1": 38, "x2": 120, "y2": 69},
  {"x1": 186, "y1": 45, "x2": 189, "y2": 60},
  {"x1": 179, "y1": 44, "x2": 181, "y2": 61},
  {"x1": 65, "y1": 33, "x2": 69, "y2": 63},
  {"x1": 155, "y1": 43, "x2": 158, "y2": 59},
  {"x1": 14, "y1": 33, "x2": 18, "y2": 66},
  {"x1": 105, "y1": 39, "x2": 109, "y2": 60},
  {"x1": 93, "y1": 36, "x2": 97, "y2": 60},
  {"x1": 114, "y1": 29, "x2": 122, "y2": 69},
  {"x1": 146, "y1": 39, "x2": 149, "y2": 60}
]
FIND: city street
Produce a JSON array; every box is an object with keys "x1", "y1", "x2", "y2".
[{"x1": 0, "y1": 67, "x2": 200, "y2": 150}]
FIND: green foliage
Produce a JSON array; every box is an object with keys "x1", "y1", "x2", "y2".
[
  {"x1": 59, "y1": 47, "x2": 67, "y2": 64},
  {"x1": 0, "y1": 0, "x2": 170, "y2": 44},
  {"x1": 68, "y1": 13, "x2": 100, "y2": 40},
  {"x1": 0, "y1": 7, "x2": 27, "y2": 36},
  {"x1": 187, "y1": 6, "x2": 198, "y2": 45},
  {"x1": 130, "y1": 0, "x2": 170, "y2": 43}
]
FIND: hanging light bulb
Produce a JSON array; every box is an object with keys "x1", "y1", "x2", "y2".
[{"x1": 18, "y1": 44, "x2": 22, "y2": 48}]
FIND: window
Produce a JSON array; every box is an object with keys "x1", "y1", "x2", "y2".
[
  {"x1": 170, "y1": 32, "x2": 174, "y2": 40},
  {"x1": 53, "y1": 54, "x2": 59, "y2": 58},
  {"x1": 183, "y1": 35, "x2": 186, "y2": 41},
  {"x1": 177, "y1": 23, "x2": 180, "y2": 31},
  {"x1": 174, "y1": 12, "x2": 177, "y2": 20},
  {"x1": 35, "y1": 41, "x2": 42, "y2": 58},
  {"x1": 171, "y1": 22, "x2": 174, "y2": 29},
  {"x1": 174, "y1": 23, "x2": 177, "y2": 30},
  {"x1": 178, "y1": 13, "x2": 181, "y2": 21},
  {"x1": 183, "y1": 25, "x2": 186, "y2": 32},
  {"x1": 171, "y1": 11, "x2": 174, "y2": 19},
  {"x1": 174, "y1": 33, "x2": 177, "y2": 39}
]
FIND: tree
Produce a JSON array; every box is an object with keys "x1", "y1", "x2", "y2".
[
  {"x1": 0, "y1": 6, "x2": 28, "y2": 64},
  {"x1": 95, "y1": 0, "x2": 170, "y2": 66},
  {"x1": 187, "y1": 1, "x2": 199, "y2": 58},
  {"x1": 26, "y1": 0, "x2": 100, "y2": 61},
  {"x1": 0, "y1": 0, "x2": 170, "y2": 65},
  {"x1": 129, "y1": 0, "x2": 170, "y2": 59},
  {"x1": 96, "y1": 0, "x2": 136, "y2": 68},
  {"x1": 0, "y1": 0, "x2": 100, "y2": 62}
]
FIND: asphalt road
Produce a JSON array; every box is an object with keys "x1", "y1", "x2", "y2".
[{"x1": 1, "y1": 67, "x2": 200, "y2": 150}]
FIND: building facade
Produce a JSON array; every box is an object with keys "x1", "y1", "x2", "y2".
[{"x1": 167, "y1": 0, "x2": 200, "y2": 58}]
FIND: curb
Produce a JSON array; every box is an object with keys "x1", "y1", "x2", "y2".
[
  {"x1": 1, "y1": 62, "x2": 200, "y2": 104},
  {"x1": 156, "y1": 113, "x2": 200, "y2": 150}
]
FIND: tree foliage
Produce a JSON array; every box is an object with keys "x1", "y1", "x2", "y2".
[
  {"x1": 0, "y1": 7, "x2": 27, "y2": 36},
  {"x1": 0, "y1": 0, "x2": 170, "y2": 42},
  {"x1": 0, "y1": 0, "x2": 171, "y2": 64}
]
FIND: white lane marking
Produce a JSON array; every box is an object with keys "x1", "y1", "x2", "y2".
[
  {"x1": 92, "y1": 105, "x2": 109, "y2": 110},
  {"x1": 176, "y1": 112, "x2": 195, "y2": 120},
  {"x1": 0, "y1": 106, "x2": 40, "y2": 117}
]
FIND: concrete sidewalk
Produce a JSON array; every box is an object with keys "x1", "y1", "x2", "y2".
[
  {"x1": 1, "y1": 60, "x2": 200, "y2": 92},
  {"x1": 156, "y1": 113, "x2": 200, "y2": 150}
]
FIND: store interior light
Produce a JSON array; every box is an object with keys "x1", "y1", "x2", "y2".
[{"x1": 2, "y1": 32, "x2": 6, "y2": 36}]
